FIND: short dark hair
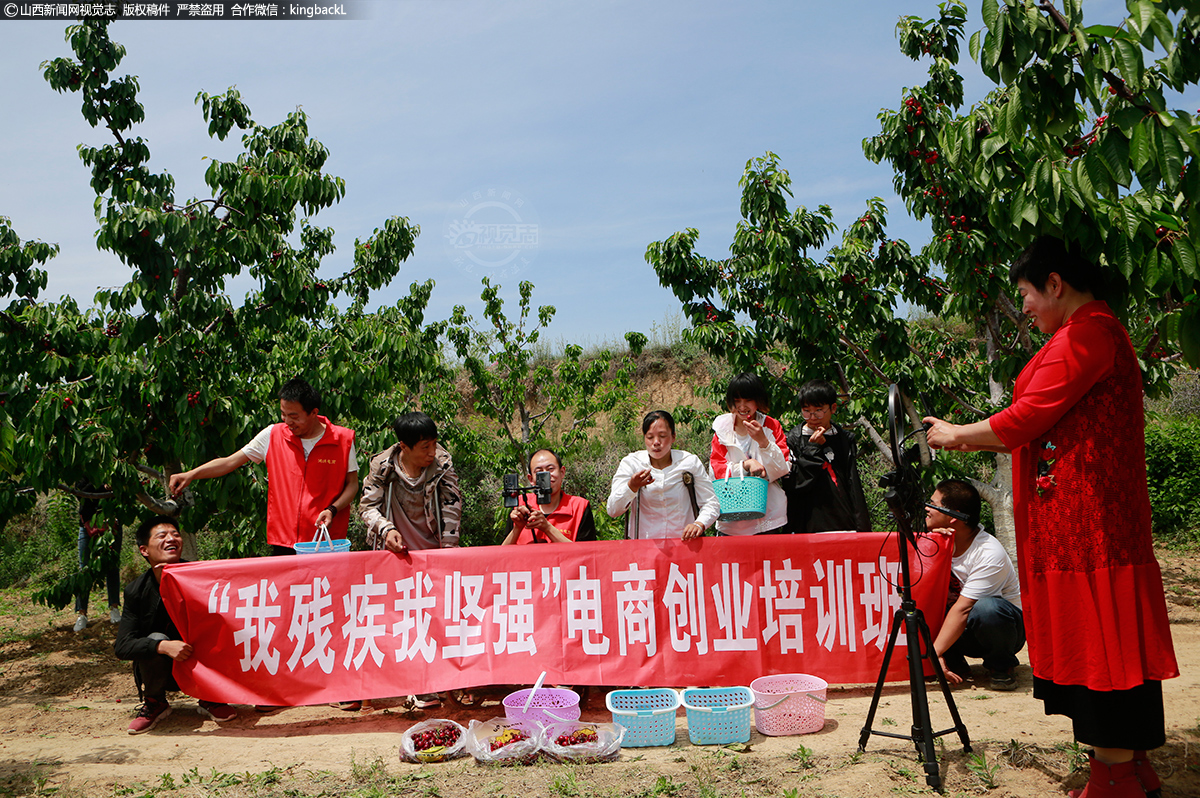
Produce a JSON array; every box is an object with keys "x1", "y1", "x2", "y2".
[
  {"x1": 797, "y1": 379, "x2": 838, "y2": 408},
  {"x1": 642, "y1": 409, "x2": 676, "y2": 436},
  {"x1": 279, "y1": 377, "x2": 321, "y2": 413},
  {"x1": 393, "y1": 411, "x2": 438, "y2": 448},
  {"x1": 528, "y1": 448, "x2": 562, "y2": 472},
  {"x1": 1009, "y1": 235, "x2": 1100, "y2": 295},
  {"x1": 725, "y1": 372, "x2": 770, "y2": 413},
  {"x1": 136, "y1": 515, "x2": 180, "y2": 548},
  {"x1": 934, "y1": 479, "x2": 981, "y2": 530}
]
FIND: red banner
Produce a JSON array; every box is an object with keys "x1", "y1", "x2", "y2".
[{"x1": 160, "y1": 533, "x2": 951, "y2": 706}]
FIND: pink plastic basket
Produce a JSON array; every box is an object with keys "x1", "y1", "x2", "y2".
[
  {"x1": 749, "y1": 673, "x2": 828, "y2": 736},
  {"x1": 502, "y1": 687, "x2": 581, "y2": 725}
]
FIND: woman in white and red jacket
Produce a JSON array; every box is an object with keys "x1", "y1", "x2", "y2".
[{"x1": 710, "y1": 373, "x2": 791, "y2": 535}]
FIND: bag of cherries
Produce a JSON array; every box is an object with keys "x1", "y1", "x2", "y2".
[
  {"x1": 400, "y1": 719, "x2": 468, "y2": 763},
  {"x1": 541, "y1": 721, "x2": 625, "y2": 763},
  {"x1": 465, "y1": 718, "x2": 543, "y2": 765}
]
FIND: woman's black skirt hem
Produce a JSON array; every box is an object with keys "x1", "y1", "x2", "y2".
[{"x1": 1033, "y1": 677, "x2": 1165, "y2": 750}]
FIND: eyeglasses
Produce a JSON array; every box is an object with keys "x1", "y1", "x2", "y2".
[{"x1": 924, "y1": 502, "x2": 971, "y2": 523}]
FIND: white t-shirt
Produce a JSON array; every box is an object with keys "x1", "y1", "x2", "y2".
[
  {"x1": 242, "y1": 424, "x2": 359, "y2": 471},
  {"x1": 952, "y1": 529, "x2": 1022, "y2": 609}
]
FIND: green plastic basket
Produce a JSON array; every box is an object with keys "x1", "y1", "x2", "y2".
[{"x1": 712, "y1": 474, "x2": 768, "y2": 521}]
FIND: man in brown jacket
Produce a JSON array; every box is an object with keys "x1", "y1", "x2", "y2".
[
  {"x1": 359, "y1": 412, "x2": 462, "y2": 710},
  {"x1": 359, "y1": 412, "x2": 462, "y2": 553}
]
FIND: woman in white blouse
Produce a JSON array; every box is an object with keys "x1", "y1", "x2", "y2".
[{"x1": 607, "y1": 410, "x2": 720, "y2": 539}]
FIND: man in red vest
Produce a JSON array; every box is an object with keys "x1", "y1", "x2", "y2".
[
  {"x1": 169, "y1": 378, "x2": 359, "y2": 555},
  {"x1": 502, "y1": 448, "x2": 597, "y2": 544}
]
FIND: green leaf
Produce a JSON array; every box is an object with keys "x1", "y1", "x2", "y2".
[
  {"x1": 1120, "y1": 204, "x2": 1141, "y2": 241},
  {"x1": 1148, "y1": 9, "x2": 1174, "y2": 50},
  {"x1": 1130, "y1": 120, "x2": 1152, "y2": 170},
  {"x1": 1155, "y1": 122, "x2": 1185, "y2": 190},
  {"x1": 1175, "y1": 237, "x2": 1198, "y2": 279},
  {"x1": 1114, "y1": 233, "x2": 1134, "y2": 279},
  {"x1": 969, "y1": 30, "x2": 983, "y2": 63},
  {"x1": 1110, "y1": 107, "x2": 1143, "y2": 133},
  {"x1": 983, "y1": 24, "x2": 1002, "y2": 73},
  {"x1": 1020, "y1": 191, "x2": 1039, "y2": 226},
  {"x1": 1072, "y1": 27, "x2": 1089, "y2": 58},
  {"x1": 1146, "y1": 248, "x2": 1174, "y2": 293},
  {"x1": 1098, "y1": 133, "x2": 1133, "y2": 187},
  {"x1": 1072, "y1": 158, "x2": 1095, "y2": 204},
  {"x1": 1083, "y1": 25, "x2": 1128, "y2": 39},
  {"x1": 1181, "y1": 303, "x2": 1200, "y2": 367},
  {"x1": 981, "y1": 134, "x2": 1005, "y2": 162},
  {"x1": 1113, "y1": 39, "x2": 1144, "y2": 89},
  {"x1": 1132, "y1": 0, "x2": 1154, "y2": 38},
  {"x1": 982, "y1": 0, "x2": 999, "y2": 31}
]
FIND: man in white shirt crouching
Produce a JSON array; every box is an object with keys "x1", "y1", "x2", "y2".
[{"x1": 926, "y1": 478, "x2": 1024, "y2": 691}]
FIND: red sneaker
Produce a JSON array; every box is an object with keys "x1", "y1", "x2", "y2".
[
  {"x1": 127, "y1": 698, "x2": 171, "y2": 734},
  {"x1": 198, "y1": 701, "x2": 237, "y2": 722}
]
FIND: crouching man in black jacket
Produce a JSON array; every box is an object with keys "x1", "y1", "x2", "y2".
[{"x1": 114, "y1": 515, "x2": 236, "y2": 733}]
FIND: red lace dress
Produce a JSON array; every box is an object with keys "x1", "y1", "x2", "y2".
[{"x1": 989, "y1": 302, "x2": 1177, "y2": 698}]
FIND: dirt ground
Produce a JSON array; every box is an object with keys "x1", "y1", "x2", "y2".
[{"x1": 2, "y1": 549, "x2": 1199, "y2": 798}]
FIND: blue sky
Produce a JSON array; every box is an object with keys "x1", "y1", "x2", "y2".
[{"x1": 0, "y1": 0, "x2": 1167, "y2": 348}]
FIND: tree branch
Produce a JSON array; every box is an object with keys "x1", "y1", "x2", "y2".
[
  {"x1": 136, "y1": 464, "x2": 167, "y2": 481},
  {"x1": 838, "y1": 334, "x2": 893, "y2": 385},
  {"x1": 57, "y1": 484, "x2": 114, "y2": 499},
  {"x1": 0, "y1": 308, "x2": 27, "y2": 333},
  {"x1": 1038, "y1": 1, "x2": 1069, "y2": 34},
  {"x1": 1038, "y1": 1, "x2": 1154, "y2": 114},
  {"x1": 135, "y1": 491, "x2": 180, "y2": 516},
  {"x1": 853, "y1": 415, "x2": 893, "y2": 466},
  {"x1": 939, "y1": 384, "x2": 988, "y2": 416}
]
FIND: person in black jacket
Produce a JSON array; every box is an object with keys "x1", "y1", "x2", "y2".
[
  {"x1": 784, "y1": 380, "x2": 872, "y2": 534},
  {"x1": 114, "y1": 516, "x2": 236, "y2": 733}
]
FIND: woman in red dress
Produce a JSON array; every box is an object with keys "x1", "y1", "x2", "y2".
[{"x1": 924, "y1": 236, "x2": 1178, "y2": 798}]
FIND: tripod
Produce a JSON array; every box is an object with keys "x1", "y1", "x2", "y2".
[{"x1": 857, "y1": 385, "x2": 971, "y2": 792}]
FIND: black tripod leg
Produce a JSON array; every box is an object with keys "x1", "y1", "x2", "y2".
[
  {"x1": 917, "y1": 609, "x2": 972, "y2": 754},
  {"x1": 858, "y1": 607, "x2": 905, "y2": 752},
  {"x1": 903, "y1": 607, "x2": 943, "y2": 791}
]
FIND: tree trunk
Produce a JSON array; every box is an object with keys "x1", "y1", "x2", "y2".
[
  {"x1": 972, "y1": 453, "x2": 1016, "y2": 564},
  {"x1": 981, "y1": 311, "x2": 1017, "y2": 563}
]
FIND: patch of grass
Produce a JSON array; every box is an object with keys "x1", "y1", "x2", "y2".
[
  {"x1": 1003, "y1": 739, "x2": 1041, "y2": 769},
  {"x1": 966, "y1": 750, "x2": 1001, "y2": 789},
  {"x1": 880, "y1": 716, "x2": 897, "y2": 726},
  {"x1": 1054, "y1": 740, "x2": 1090, "y2": 774},
  {"x1": 787, "y1": 744, "x2": 816, "y2": 769},
  {"x1": 637, "y1": 775, "x2": 680, "y2": 797},
  {"x1": 688, "y1": 758, "x2": 720, "y2": 798},
  {"x1": 550, "y1": 770, "x2": 580, "y2": 798},
  {"x1": 349, "y1": 753, "x2": 388, "y2": 784}
]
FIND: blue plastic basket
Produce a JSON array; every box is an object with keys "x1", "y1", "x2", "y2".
[
  {"x1": 605, "y1": 688, "x2": 679, "y2": 747},
  {"x1": 680, "y1": 687, "x2": 754, "y2": 745},
  {"x1": 712, "y1": 475, "x2": 768, "y2": 521},
  {"x1": 294, "y1": 525, "x2": 351, "y2": 555}
]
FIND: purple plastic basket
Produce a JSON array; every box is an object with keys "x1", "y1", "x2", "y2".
[{"x1": 502, "y1": 687, "x2": 581, "y2": 725}]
